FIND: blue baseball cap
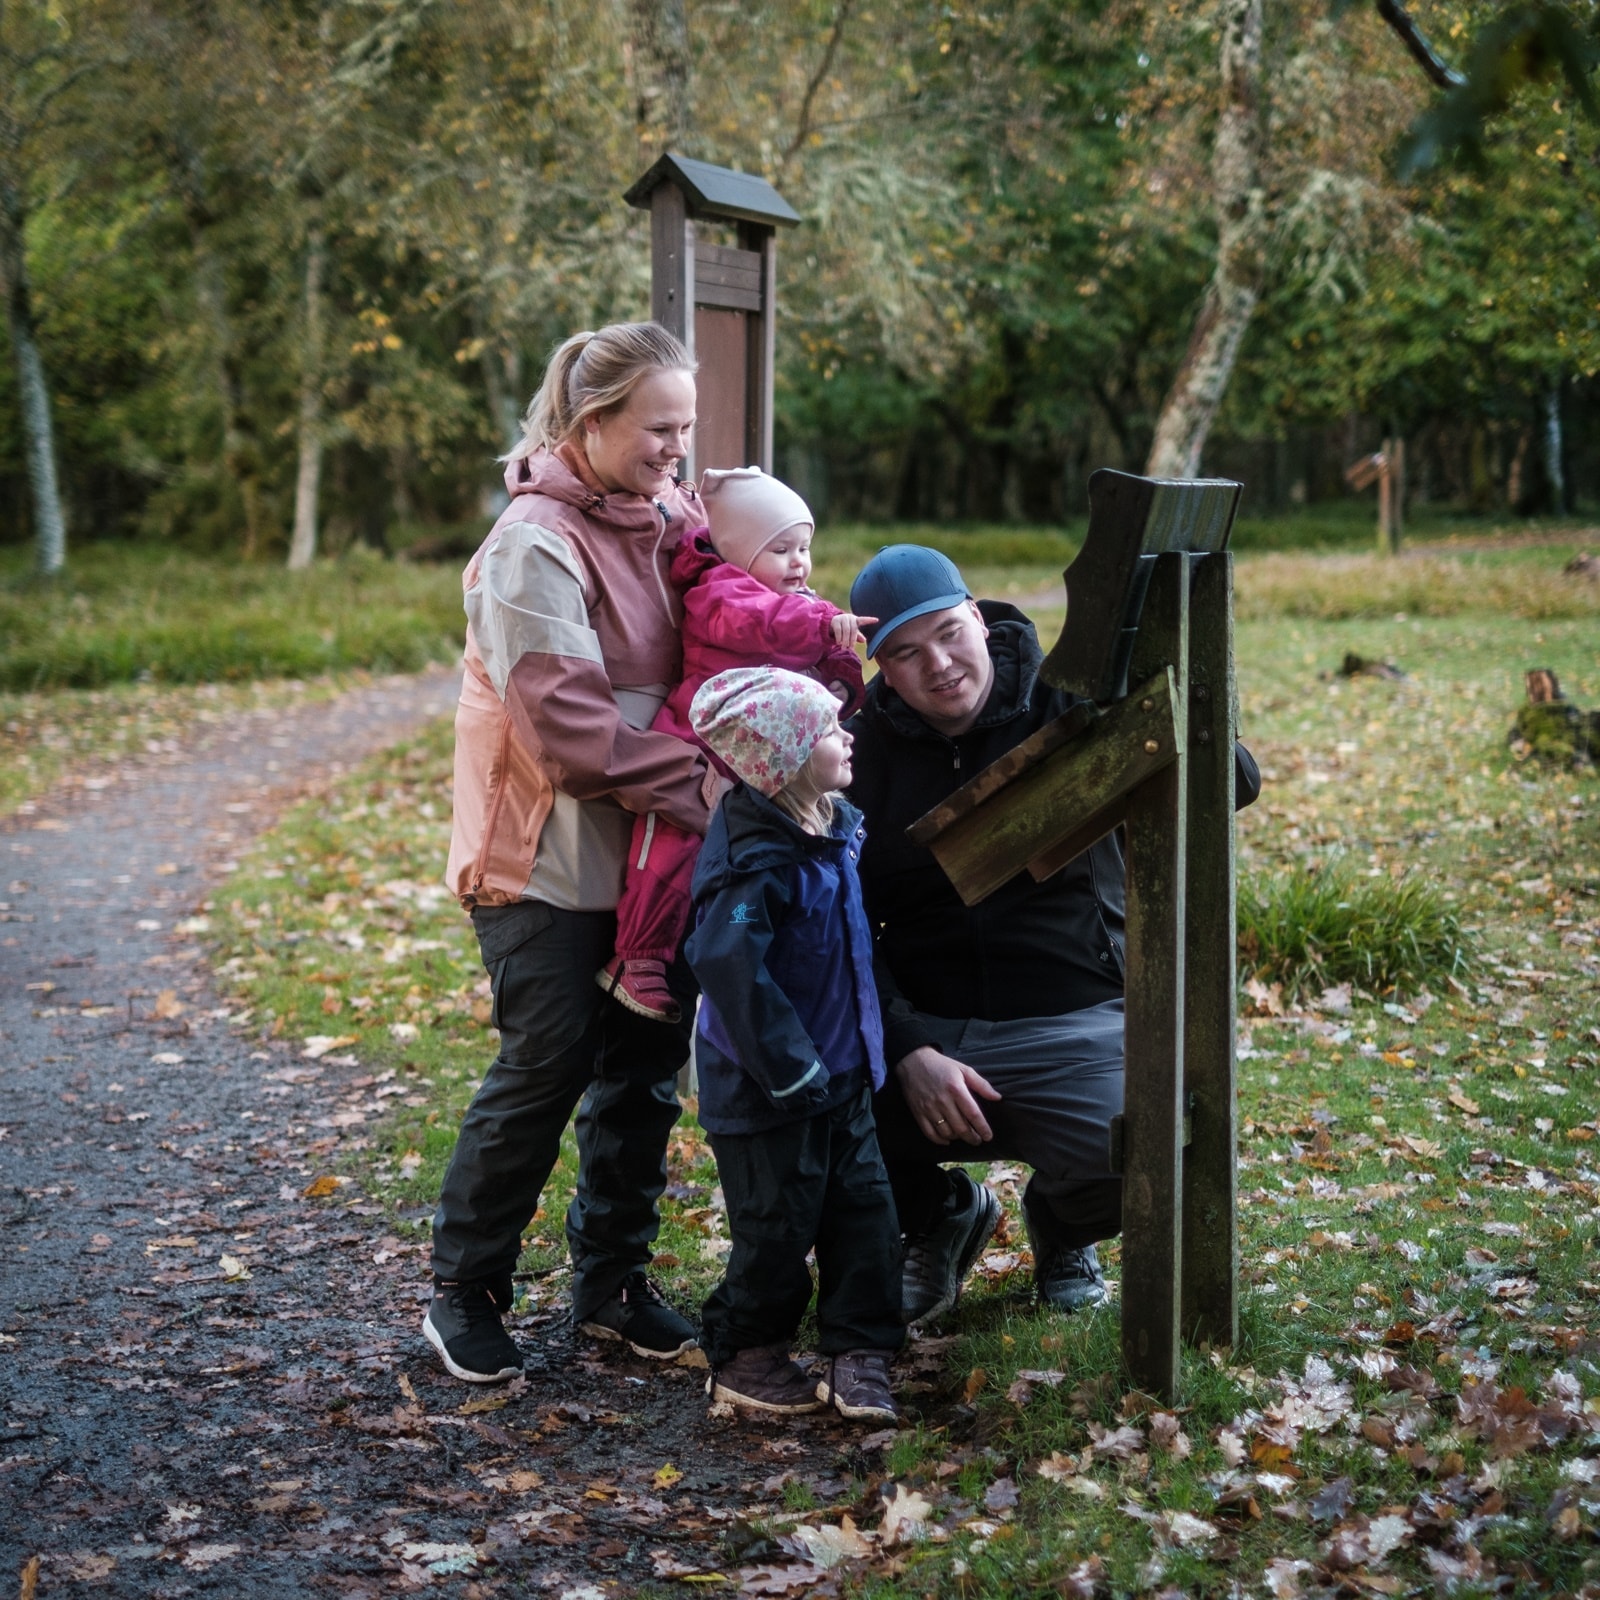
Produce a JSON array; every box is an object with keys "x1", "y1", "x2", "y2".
[{"x1": 850, "y1": 545, "x2": 971, "y2": 658}]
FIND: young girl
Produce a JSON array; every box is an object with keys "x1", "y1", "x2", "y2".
[
  {"x1": 683, "y1": 666, "x2": 902, "y2": 1421},
  {"x1": 596, "y1": 467, "x2": 874, "y2": 1023}
]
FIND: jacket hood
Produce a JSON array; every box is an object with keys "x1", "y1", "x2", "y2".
[
  {"x1": 858, "y1": 599, "x2": 1044, "y2": 743},
  {"x1": 699, "y1": 785, "x2": 862, "y2": 886},
  {"x1": 501, "y1": 444, "x2": 702, "y2": 533},
  {"x1": 670, "y1": 528, "x2": 722, "y2": 592}
]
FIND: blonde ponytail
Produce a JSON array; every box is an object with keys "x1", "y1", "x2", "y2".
[{"x1": 508, "y1": 321, "x2": 695, "y2": 462}]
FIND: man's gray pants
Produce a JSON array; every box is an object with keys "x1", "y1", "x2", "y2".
[{"x1": 872, "y1": 998, "x2": 1124, "y2": 1251}]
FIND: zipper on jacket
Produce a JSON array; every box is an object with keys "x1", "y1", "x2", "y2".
[{"x1": 650, "y1": 499, "x2": 675, "y2": 621}]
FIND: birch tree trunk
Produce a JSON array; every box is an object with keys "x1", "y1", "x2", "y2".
[
  {"x1": 0, "y1": 178, "x2": 68, "y2": 574},
  {"x1": 287, "y1": 214, "x2": 327, "y2": 571},
  {"x1": 1145, "y1": 0, "x2": 1265, "y2": 480},
  {"x1": 1543, "y1": 383, "x2": 1566, "y2": 513}
]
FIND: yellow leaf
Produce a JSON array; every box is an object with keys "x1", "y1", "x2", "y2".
[
  {"x1": 654, "y1": 1462, "x2": 684, "y2": 1488},
  {"x1": 218, "y1": 1254, "x2": 250, "y2": 1280},
  {"x1": 301, "y1": 1175, "x2": 341, "y2": 1198},
  {"x1": 962, "y1": 1366, "x2": 987, "y2": 1404},
  {"x1": 153, "y1": 989, "x2": 186, "y2": 1019}
]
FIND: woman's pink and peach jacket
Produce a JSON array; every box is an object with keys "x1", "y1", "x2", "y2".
[{"x1": 445, "y1": 445, "x2": 709, "y2": 912}]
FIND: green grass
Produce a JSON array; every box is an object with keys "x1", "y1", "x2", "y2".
[
  {"x1": 197, "y1": 542, "x2": 1600, "y2": 1598},
  {"x1": 0, "y1": 542, "x2": 464, "y2": 690}
]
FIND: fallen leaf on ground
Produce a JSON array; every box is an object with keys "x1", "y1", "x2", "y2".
[
  {"x1": 1264, "y1": 1557, "x2": 1312, "y2": 1598},
  {"x1": 878, "y1": 1482, "x2": 933, "y2": 1545},
  {"x1": 1007, "y1": 1368, "x2": 1067, "y2": 1405},
  {"x1": 1087, "y1": 1421, "x2": 1145, "y2": 1460},
  {"x1": 1163, "y1": 1510, "x2": 1218, "y2": 1547},
  {"x1": 983, "y1": 1476, "x2": 1019, "y2": 1512},
  {"x1": 780, "y1": 1517, "x2": 872, "y2": 1568},
  {"x1": 1149, "y1": 1411, "x2": 1191, "y2": 1457},
  {"x1": 183, "y1": 1545, "x2": 241, "y2": 1569},
  {"x1": 738, "y1": 1565, "x2": 827, "y2": 1595},
  {"x1": 651, "y1": 1548, "x2": 720, "y2": 1578}
]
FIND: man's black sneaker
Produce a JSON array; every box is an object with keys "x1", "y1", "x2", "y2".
[
  {"x1": 578, "y1": 1271, "x2": 699, "y2": 1359},
  {"x1": 900, "y1": 1169, "x2": 1001, "y2": 1325},
  {"x1": 1032, "y1": 1240, "x2": 1109, "y2": 1313},
  {"x1": 422, "y1": 1281, "x2": 523, "y2": 1383}
]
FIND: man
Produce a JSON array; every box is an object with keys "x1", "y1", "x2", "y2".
[{"x1": 846, "y1": 545, "x2": 1260, "y2": 1324}]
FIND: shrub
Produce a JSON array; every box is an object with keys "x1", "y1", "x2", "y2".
[{"x1": 1237, "y1": 858, "x2": 1471, "y2": 999}]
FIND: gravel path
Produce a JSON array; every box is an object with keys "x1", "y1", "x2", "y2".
[{"x1": 0, "y1": 668, "x2": 886, "y2": 1598}]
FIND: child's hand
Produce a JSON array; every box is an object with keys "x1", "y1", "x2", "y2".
[{"x1": 830, "y1": 612, "x2": 877, "y2": 649}]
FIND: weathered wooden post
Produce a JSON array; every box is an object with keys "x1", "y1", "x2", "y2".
[
  {"x1": 624, "y1": 153, "x2": 800, "y2": 477},
  {"x1": 906, "y1": 469, "x2": 1242, "y2": 1402}
]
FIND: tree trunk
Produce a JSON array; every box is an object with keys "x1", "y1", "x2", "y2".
[
  {"x1": 287, "y1": 216, "x2": 327, "y2": 571},
  {"x1": 176, "y1": 145, "x2": 264, "y2": 559},
  {"x1": 0, "y1": 190, "x2": 68, "y2": 574},
  {"x1": 1145, "y1": 0, "x2": 1265, "y2": 480},
  {"x1": 627, "y1": 0, "x2": 690, "y2": 160},
  {"x1": 1543, "y1": 383, "x2": 1566, "y2": 513}
]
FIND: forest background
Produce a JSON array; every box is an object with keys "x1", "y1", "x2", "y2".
[{"x1": 0, "y1": 0, "x2": 1595, "y2": 574}]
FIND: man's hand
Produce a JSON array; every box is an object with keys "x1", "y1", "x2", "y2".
[
  {"x1": 829, "y1": 612, "x2": 877, "y2": 650},
  {"x1": 895, "y1": 1045, "x2": 1001, "y2": 1146}
]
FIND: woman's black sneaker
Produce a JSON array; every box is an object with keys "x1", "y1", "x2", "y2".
[
  {"x1": 423, "y1": 1281, "x2": 524, "y2": 1383},
  {"x1": 578, "y1": 1270, "x2": 699, "y2": 1359}
]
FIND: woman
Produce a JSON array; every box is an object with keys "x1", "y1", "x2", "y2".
[{"x1": 425, "y1": 321, "x2": 716, "y2": 1383}]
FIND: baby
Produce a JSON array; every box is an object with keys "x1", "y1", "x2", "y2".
[{"x1": 596, "y1": 467, "x2": 873, "y2": 1022}]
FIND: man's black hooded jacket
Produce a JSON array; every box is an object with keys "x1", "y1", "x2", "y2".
[{"x1": 847, "y1": 601, "x2": 1261, "y2": 1066}]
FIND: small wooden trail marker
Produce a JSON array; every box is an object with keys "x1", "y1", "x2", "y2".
[
  {"x1": 1346, "y1": 437, "x2": 1405, "y2": 554},
  {"x1": 624, "y1": 153, "x2": 800, "y2": 478},
  {"x1": 907, "y1": 467, "x2": 1244, "y2": 1402}
]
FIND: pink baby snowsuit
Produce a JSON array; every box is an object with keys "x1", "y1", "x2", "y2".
[{"x1": 614, "y1": 529, "x2": 865, "y2": 962}]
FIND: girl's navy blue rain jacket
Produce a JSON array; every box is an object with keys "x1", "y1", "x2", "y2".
[{"x1": 685, "y1": 784, "x2": 886, "y2": 1136}]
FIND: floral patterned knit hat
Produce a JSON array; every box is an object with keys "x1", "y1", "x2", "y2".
[{"x1": 690, "y1": 667, "x2": 840, "y2": 798}]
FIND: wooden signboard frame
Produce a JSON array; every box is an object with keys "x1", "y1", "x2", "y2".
[
  {"x1": 907, "y1": 468, "x2": 1244, "y2": 1401},
  {"x1": 624, "y1": 153, "x2": 800, "y2": 478}
]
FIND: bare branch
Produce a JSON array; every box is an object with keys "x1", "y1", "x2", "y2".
[
  {"x1": 782, "y1": 0, "x2": 855, "y2": 167},
  {"x1": 1374, "y1": 0, "x2": 1466, "y2": 91}
]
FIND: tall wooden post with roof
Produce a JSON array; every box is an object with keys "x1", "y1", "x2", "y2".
[
  {"x1": 907, "y1": 469, "x2": 1245, "y2": 1403},
  {"x1": 624, "y1": 154, "x2": 801, "y2": 480}
]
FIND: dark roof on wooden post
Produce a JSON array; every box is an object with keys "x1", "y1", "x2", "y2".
[{"x1": 623, "y1": 153, "x2": 800, "y2": 228}]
